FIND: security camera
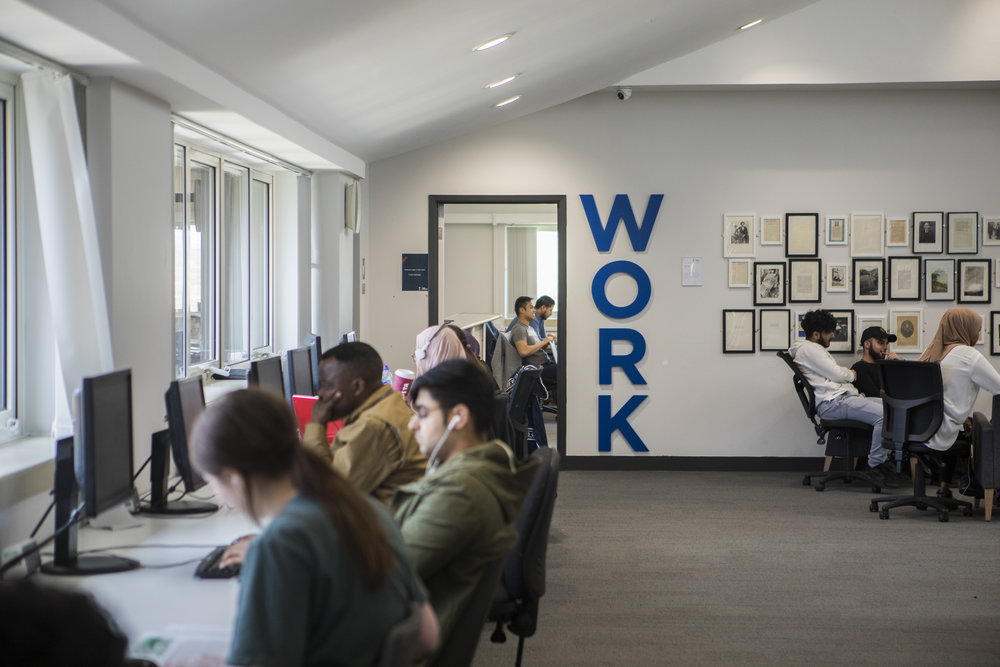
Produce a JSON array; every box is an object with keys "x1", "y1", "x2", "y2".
[{"x1": 616, "y1": 87, "x2": 632, "y2": 101}]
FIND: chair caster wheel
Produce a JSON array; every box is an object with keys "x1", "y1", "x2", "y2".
[
  {"x1": 938, "y1": 513, "x2": 949, "y2": 522},
  {"x1": 869, "y1": 501, "x2": 878, "y2": 512},
  {"x1": 815, "y1": 483, "x2": 825, "y2": 492},
  {"x1": 879, "y1": 508, "x2": 890, "y2": 520},
  {"x1": 802, "y1": 476, "x2": 811, "y2": 486}
]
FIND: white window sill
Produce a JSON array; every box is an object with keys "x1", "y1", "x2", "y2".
[{"x1": 0, "y1": 436, "x2": 54, "y2": 512}]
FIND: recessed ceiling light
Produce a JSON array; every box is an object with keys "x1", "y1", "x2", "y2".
[
  {"x1": 738, "y1": 18, "x2": 763, "y2": 30},
  {"x1": 474, "y1": 34, "x2": 512, "y2": 52},
  {"x1": 494, "y1": 95, "x2": 521, "y2": 108},
  {"x1": 486, "y1": 74, "x2": 518, "y2": 89}
]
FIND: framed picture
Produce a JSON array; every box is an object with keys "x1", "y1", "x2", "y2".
[
  {"x1": 947, "y1": 211, "x2": 979, "y2": 254},
  {"x1": 728, "y1": 259, "x2": 751, "y2": 288},
  {"x1": 983, "y1": 216, "x2": 1000, "y2": 247},
  {"x1": 760, "y1": 215, "x2": 783, "y2": 246},
  {"x1": 828, "y1": 310, "x2": 855, "y2": 353},
  {"x1": 753, "y1": 261, "x2": 786, "y2": 306},
  {"x1": 957, "y1": 259, "x2": 991, "y2": 304},
  {"x1": 723, "y1": 309, "x2": 755, "y2": 353},
  {"x1": 991, "y1": 312, "x2": 1000, "y2": 356},
  {"x1": 850, "y1": 212, "x2": 884, "y2": 257},
  {"x1": 979, "y1": 313, "x2": 989, "y2": 347},
  {"x1": 785, "y1": 213, "x2": 819, "y2": 257},
  {"x1": 788, "y1": 259, "x2": 821, "y2": 303},
  {"x1": 886, "y1": 216, "x2": 910, "y2": 247},
  {"x1": 889, "y1": 308, "x2": 923, "y2": 354},
  {"x1": 759, "y1": 309, "x2": 791, "y2": 351},
  {"x1": 887, "y1": 256, "x2": 921, "y2": 301},
  {"x1": 826, "y1": 262, "x2": 849, "y2": 293},
  {"x1": 857, "y1": 313, "x2": 887, "y2": 338},
  {"x1": 924, "y1": 259, "x2": 955, "y2": 301},
  {"x1": 794, "y1": 311, "x2": 808, "y2": 339},
  {"x1": 826, "y1": 215, "x2": 847, "y2": 246},
  {"x1": 912, "y1": 211, "x2": 944, "y2": 254},
  {"x1": 723, "y1": 214, "x2": 755, "y2": 257},
  {"x1": 852, "y1": 258, "x2": 885, "y2": 303}
]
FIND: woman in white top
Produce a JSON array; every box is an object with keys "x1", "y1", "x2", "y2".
[{"x1": 919, "y1": 308, "x2": 1000, "y2": 495}]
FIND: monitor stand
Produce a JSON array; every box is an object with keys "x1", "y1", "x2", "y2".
[{"x1": 139, "y1": 430, "x2": 218, "y2": 516}]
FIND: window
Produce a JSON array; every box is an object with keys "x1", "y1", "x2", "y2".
[
  {"x1": 173, "y1": 140, "x2": 272, "y2": 377},
  {"x1": 0, "y1": 80, "x2": 15, "y2": 422}
]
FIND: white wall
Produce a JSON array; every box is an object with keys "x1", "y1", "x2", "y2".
[
  {"x1": 365, "y1": 88, "x2": 1000, "y2": 459},
  {"x1": 273, "y1": 172, "x2": 312, "y2": 352},
  {"x1": 311, "y1": 172, "x2": 354, "y2": 345}
]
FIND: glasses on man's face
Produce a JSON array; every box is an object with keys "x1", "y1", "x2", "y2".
[{"x1": 411, "y1": 404, "x2": 442, "y2": 420}]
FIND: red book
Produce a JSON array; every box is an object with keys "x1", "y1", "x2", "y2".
[{"x1": 291, "y1": 395, "x2": 340, "y2": 444}]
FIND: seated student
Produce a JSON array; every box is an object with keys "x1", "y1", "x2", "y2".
[
  {"x1": 789, "y1": 310, "x2": 900, "y2": 488},
  {"x1": 509, "y1": 295, "x2": 557, "y2": 400},
  {"x1": 918, "y1": 307, "x2": 1000, "y2": 497},
  {"x1": 0, "y1": 579, "x2": 128, "y2": 667},
  {"x1": 393, "y1": 359, "x2": 539, "y2": 651},
  {"x1": 851, "y1": 326, "x2": 901, "y2": 397},
  {"x1": 414, "y1": 323, "x2": 496, "y2": 387},
  {"x1": 192, "y1": 390, "x2": 438, "y2": 667}
]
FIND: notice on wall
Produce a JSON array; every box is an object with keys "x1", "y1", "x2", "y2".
[
  {"x1": 402, "y1": 253, "x2": 428, "y2": 291},
  {"x1": 682, "y1": 257, "x2": 703, "y2": 286}
]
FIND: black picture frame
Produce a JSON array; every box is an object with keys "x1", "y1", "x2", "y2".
[
  {"x1": 787, "y1": 258, "x2": 821, "y2": 303},
  {"x1": 887, "y1": 256, "x2": 921, "y2": 301},
  {"x1": 759, "y1": 309, "x2": 791, "y2": 352},
  {"x1": 947, "y1": 211, "x2": 979, "y2": 254},
  {"x1": 828, "y1": 309, "x2": 856, "y2": 353},
  {"x1": 991, "y1": 312, "x2": 1000, "y2": 356},
  {"x1": 784, "y1": 212, "x2": 819, "y2": 257},
  {"x1": 912, "y1": 211, "x2": 944, "y2": 254},
  {"x1": 924, "y1": 258, "x2": 955, "y2": 301},
  {"x1": 722, "y1": 309, "x2": 755, "y2": 353},
  {"x1": 753, "y1": 261, "x2": 786, "y2": 306},
  {"x1": 957, "y1": 259, "x2": 991, "y2": 304},
  {"x1": 852, "y1": 258, "x2": 885, "y2": 303}
]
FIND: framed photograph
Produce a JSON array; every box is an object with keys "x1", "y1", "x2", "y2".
[
  {"x1": 979, "y1": 313, "x2": 989, "y2": 347},
  {"x1": 760, "y1": 215, "x2": 783, "y2": 246},
  {"x1": 785, "y1": 213, "x2": 819, "y2": 257},
  {"x1": 826, "y1": 262, "x2": 849, "y2": 293},
  {"x1": 857, "y1": 313, "x2": 887, "y2": 338},
  {"x1": 828, "y1": 310, "x2": 855, "y2": 353},
  {"x1": 886, "y1": 216, "x2": 910, "y2": 247},
  {"x1": 826, "y1": 215, "x2": 848, "y2": 246},
  {"x1": 788, "y1": 259, "x2": 821, "y2": 303},
  {"x1": 947, "y1": 211, "x2": 979, "y2": 254},
  {"x1": 852, "y1": 258, "x2": 885, "y2": 303},
  {"x1": 753, "y1": 262, "x2": 786, "y2": 306},
  {"x1": 924, "y1": 259, "x2": 955, "y2": 301},
  {"x1": 794, "y1": 311, "x2": 808, "y2": 339},
  {"x1": 912, "y1": 211, "x2": 944, "y2": 254},
  {"x1": 723, "y1": 309, "x2": 755, "y2": 353},
  {"x1": 850, "y1": 212, "x2": 884, "y2": 257},
  {"x1": 957, "y1": 259, "x2": 991, "y2": 303},
  {"x1": 728, "y1": 259, "x2": 751, "y2": 288},
  {"x1": 983, "y1": 216, "x2": 1000, "y2": 247},
  {"x1": 759, "y1": 309, "x2": 791, "y2": 351},
  {"x1": 991, "y1": 312, "x2": 1000, "y2": 356},
  {"x1": 889, "y1": 308, "x2": 923, "y2": 354},
  {"x1": 723, "y1": 214, "x2": 755, "y2": 257},
  {"x1": 887, "y1": 256, "x2": 921, "y2": 301}
]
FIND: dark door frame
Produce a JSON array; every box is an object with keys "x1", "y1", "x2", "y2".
[{"x1": 428, "y1": 194, "x2": 566, "y2": 458}]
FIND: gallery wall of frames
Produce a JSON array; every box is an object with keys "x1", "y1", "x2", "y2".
[{"x1": 721, "y1": 211, "x2": 1000, "y2": 356}]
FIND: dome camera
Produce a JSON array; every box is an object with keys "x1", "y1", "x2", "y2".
[{"x1": 616, "y1": 87, "x2": 632, "y2": 101}]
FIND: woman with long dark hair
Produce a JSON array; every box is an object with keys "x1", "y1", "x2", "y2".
[{"x1": 191, "y1": 389, "x2": 438, "y2": 666}]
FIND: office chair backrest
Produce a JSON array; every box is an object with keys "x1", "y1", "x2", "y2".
[
  {"x1": 434, "y1": 557, "x2": 506, "y2": 667},
  {"x1": 376, "y1": 602, "x2": 422, "y2": 667},
  {"x1": 776, "y1": 351, "x2": 824, "y2": 441},
  {"x1": 507, "y1": 367, "x2": 542, "y2": 425},
  {"x1": 484, "y1": 320, "x2": 500, "y2": 367},
  {"x1": 878, "y1": 360, "x2": 944, "y2": 448},
  {"x1": 503, "y1": 447, "x2": 560, "y2": 620}
]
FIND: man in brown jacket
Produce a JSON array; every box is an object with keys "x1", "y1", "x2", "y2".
[{"x1": 303, "y1": 341, "x2": 427, "y2": 505}]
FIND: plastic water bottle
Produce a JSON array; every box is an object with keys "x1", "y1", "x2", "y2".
[{"x1": 381, "y1": 364, "x2": 392, "y2": 385}]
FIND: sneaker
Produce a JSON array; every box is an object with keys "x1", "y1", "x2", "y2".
[{"x1": 870, "y1": 462, "x2": 902, "y2": 489}]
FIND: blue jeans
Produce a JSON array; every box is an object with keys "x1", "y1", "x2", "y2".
[{"x1": 816, "y1": 394, "x2": 887, "y2": 467}]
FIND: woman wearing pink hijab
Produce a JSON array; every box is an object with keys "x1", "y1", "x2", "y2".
[
  {"x1": 919, "y1": 307, "x2": 1000, "y2": 495},
  {"x1": 412, "y1": 324, "x2": 478, "y2": 376}
]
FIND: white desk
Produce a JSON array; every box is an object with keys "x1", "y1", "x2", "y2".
[
  {"x1": 441, "y1": 313, "x2": 500, "y2": 360},
  {"x1": 35, "y1": 503, "x2": 255, "y2": 645}
]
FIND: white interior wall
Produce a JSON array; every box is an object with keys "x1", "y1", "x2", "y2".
[
  {"x1": 443, "y1": 223, "x2": 494, "y2": 315},
  {"x1": 310, "y1": 171, "x2": 353, "y2": 345},
  {"x1": 273, "y1": 172, "x2": 311, "y2": 352},
  {"x1": 365, "y1": 87, "x2": 1000, "y2": 458}
]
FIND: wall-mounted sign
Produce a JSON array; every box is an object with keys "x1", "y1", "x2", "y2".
[{"x1": 402, "y1": 253, "x2": 428, "y2": 291}]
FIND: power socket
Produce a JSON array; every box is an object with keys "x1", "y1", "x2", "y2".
[{"x1": 1, "y1": 538, "x2": 41, "y2": 579}]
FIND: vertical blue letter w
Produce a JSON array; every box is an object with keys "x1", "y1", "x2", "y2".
[{"x1": 580, "y1": 194, "x2": 663, "y2": 252}]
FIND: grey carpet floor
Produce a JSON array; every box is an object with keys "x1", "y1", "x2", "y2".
[{"x1": 472, "y1": 470, "x2": 1000, "y2": 666}]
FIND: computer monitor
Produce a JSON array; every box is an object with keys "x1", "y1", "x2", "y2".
[
  {"x1": 248, "y1": 355, "x2": 285, "y2": 397},
  {"x1": 143, "y1": 376, "x2": 218, "y2": 515},
  {"x1": 286, "y1": 346, "x2": 315, "y2": 400},
  {"x1": 305, "y1": 333, "x2": 322, "y2": 394},
  {"x1": 42, "y1": 369, "x2": 140, "y2": 575}
]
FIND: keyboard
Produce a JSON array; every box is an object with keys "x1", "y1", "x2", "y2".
[{"x1": 194, "y1": 545, "x2": 241, "y2": 579}]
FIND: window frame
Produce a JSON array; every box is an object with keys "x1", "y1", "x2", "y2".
[{"x1": 0, "y1": 79, "x2": 17, "y2": 427}]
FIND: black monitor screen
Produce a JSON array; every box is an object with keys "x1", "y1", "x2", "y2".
[
  {"x1": 165, "y1": 375, "x2": 207, "y2": 492},
  {"x1": 75, "y1": 369, "x2": 134, "y2": 519},
  {"x1": 286, "y1": 346, "x2": 315, "y2": 398},
  {"x1": 306, "y1": 334, "x2": 322, "y2": 395},
  {"x1": 249, "y1": 355, "x2": 284, "y2": 397}
]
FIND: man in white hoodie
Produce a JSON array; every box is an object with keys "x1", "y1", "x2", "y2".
[{"x1": 788, "y1": 310, "x2": 900, "y2": 488}]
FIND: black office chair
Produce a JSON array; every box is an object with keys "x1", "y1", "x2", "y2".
[
  {"x1": 434, "y1": 557, "x2": 507, "y2": 667},
  {"x1": 870, "y1": 360, "x2": 973, "y2": 521},
  {"x1": 970, "y1": 394, "x2": 1000, "y2": 521},
  {"x1": 485, "y1": 320, "x2": 500, "y2": 368},
  {"x1": 506, "y1": 366, "x2": 543, "y2": 459},
  {"x1": 377, "y1": 602, "x2": 423, "y2": 667},
  {"x1": 776, "y1": 351, "x2": 883, "y2": 492},
  {"x1": 489, "y1": 446, "x2": 560, "y2": 667}
]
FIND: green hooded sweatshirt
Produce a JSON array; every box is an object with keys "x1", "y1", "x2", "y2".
[{"x1": 392, "y1": 440, "x2": 540, "y2": 649}]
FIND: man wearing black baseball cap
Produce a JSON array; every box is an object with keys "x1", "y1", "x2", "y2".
[{"x1": 851, "y1": 326, "x2": 900, "y2": 398}]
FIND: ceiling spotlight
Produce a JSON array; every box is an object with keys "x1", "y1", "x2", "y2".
[
  {"x1": 494, "y1": 95, "x2": 521, "y2": 108},
  {"x1": 486, "y1": 74, "x2": 518, "y2": 89},
  {"x1": 738, "y1": 18, "x2": 763, "y2": 30},
  {"x1": 474, "y1": 34, "x2": 512, "y2": 52}
]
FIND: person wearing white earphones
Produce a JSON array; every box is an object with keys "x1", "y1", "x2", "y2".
[{"x1": 393, "y1": 359, "x2": 540, "y2": 653}]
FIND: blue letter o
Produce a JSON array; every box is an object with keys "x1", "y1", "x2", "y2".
[{"x1": 591, "y1": 260, "x2": 651, "y2": 319}]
